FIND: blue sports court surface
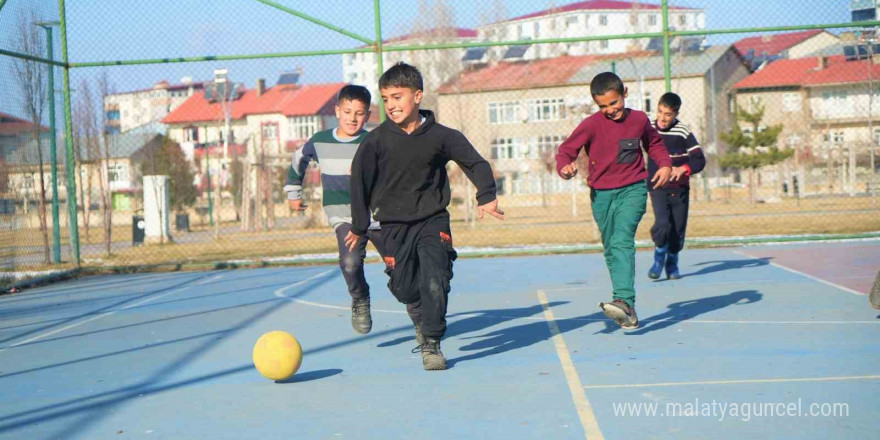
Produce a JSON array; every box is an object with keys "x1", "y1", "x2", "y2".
[{"x1": 1, "y1": 240, "x2": 878, "y2": 439}]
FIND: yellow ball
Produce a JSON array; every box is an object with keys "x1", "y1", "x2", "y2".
[{"x1": 252, "y1": 331, "x2": 303, "y2": 381}]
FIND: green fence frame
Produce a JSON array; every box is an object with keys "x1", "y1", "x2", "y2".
[{"x1": 0, "y1": 0, "x2": 876, "y2": 266}]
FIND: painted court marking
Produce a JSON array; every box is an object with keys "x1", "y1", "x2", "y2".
[
  {"x1": 733, "y1": 250, "x2": 866, "y2": 296},
  {"x1": 0, "y1": 272, "x2": 222, "y2": 352},
  {"x1": 582, "y1": 375, "x2": 880, "y2": 390},
  {"x1": 537, "y1": 289, "x2": 604, "y2": 440}
]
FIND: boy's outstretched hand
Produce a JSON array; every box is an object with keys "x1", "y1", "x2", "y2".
[
  {"x1": 669, "y1": 166, "x2": 688, "y2": 182},
  {"x1": 344, "y1": 230, "x2": 360, "y2": 252},
  {"x1": 288, "y1": 199, "x2": 307, "y2": 211},
  {"x1": 478, "y1": 199, "x2": 505, "y2": 220},
  {"x1": 559, "y1": 163, "x2": 578, "y2": 180},
  {"x1": 651, "y1": 166, "x2": 672, "y2": 189}
]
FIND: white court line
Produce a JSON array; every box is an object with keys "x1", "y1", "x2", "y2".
[
  {"x1": 195, "y1": 272, "x2": 227, "y2": 285},
  {"x1": 284, "y1": 297, "x2": 878, "y2": 324},
  {"x1": 0, "y1": 277, "x2": 206, "y2": 352},
  {"x1": 537, "y1": 289, "x2": 604, "y2": 440},
  {"x1": 733, "y1": 250, "x2": 867, "y2": 296},
  {"x1": 273, "y1": 269, "x2": 337, "y2": 300},
  {"x1": 583, "y1": 375, "x2": 880, "y2": 390}
]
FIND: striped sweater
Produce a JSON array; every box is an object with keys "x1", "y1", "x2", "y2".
[
  {"x1": 284, "y1": 128, "x2": 368, "y2": 229},
  {"x1": 647, "y1": 119, "x2": 706, "y2": 190}
]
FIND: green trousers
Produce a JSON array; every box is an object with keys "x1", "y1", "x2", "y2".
[{"x1": 590, "y1": 181, "x2": 648, "y2": 308}]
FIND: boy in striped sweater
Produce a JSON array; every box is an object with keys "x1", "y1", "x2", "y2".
[
  {"x1": 284, "y1": 84, "x2": 383, "y2": 335},
  {"x1": 647, "y1": 92, "x2": 706, "y2": 280}
]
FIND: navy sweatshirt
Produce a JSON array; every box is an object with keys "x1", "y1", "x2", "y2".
[
  {"x1": 647, "y1": 119, "x2": 706, "y2": 190},
  {"x1": 350, "y1": 110, "x2": 497, "y2": 236},
  {"x1": 556, "y1": 109, "x2": 671, "y2": 189}
]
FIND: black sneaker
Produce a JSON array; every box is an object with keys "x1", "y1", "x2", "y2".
[
  {"x1": 599, "y1": 299, "x2": 639, "y2": 329},
  {"x1": 351, "y1": 297, "x2": 372, "y2": 334},
  {"x1": 419, "y1": 338, "x2": 447, "y2": 370}
]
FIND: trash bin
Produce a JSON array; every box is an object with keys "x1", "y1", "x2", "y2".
[
  {"x1": 175, "y1": 213, "x2": 190, "y2": 232},
  {"x1": 132, "y1": 215, "x2": 145, "y2": 245}
]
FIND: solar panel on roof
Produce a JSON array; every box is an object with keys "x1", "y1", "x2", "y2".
[
  {"x1": 277, "y1": 72, "x2": 300, "y2": 85},
  {"x1": 503, "y1": 45, "x2": 529, "y2": 59},
  {"x1": 844, "y1": 46, "x2": 858, "y2": 61},
  {"x1": 462, "y1": 47, "x2": 487, "y2": 62}
]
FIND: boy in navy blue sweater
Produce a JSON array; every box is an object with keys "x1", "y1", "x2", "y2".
[{"x1": 647, "y1": 92, "x2": 706, "y2": 280}]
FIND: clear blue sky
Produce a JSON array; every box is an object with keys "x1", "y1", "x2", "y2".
[{"x1": 0, "y1": 0, "x2": 851, "y2": 120}]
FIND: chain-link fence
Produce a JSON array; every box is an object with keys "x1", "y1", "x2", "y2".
[{"x1": 1, "y1": 0, "x2": 878, "y2": 283}]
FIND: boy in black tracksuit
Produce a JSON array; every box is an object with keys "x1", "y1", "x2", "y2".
[
  {"x1": 347, "y1": 62, "x2": 504, "y2": 371},
  {"x1": 647, "y1": 92, "x2": 706, "y2": 280}
]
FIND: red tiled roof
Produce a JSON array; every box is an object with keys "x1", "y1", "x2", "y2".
[
  {"x1": 508, "y1": 1, "x2": 693, "y2": 22},
  {"x1": 734, "y1": 55, "x2": 875, "y2": 89},
  {"x1": 0, "y1": 112, "x2": 48, "y2": 135},
  {"x1": 733, "y1": 30, "x2": 824, "y2": 58},
  {"x1": 385, "y1": 27, "x2": 477, "y2": 44},
  {"x1": 437, "y1": 51, "x2": 654, "y2": 94},
  {"x1": 162, "y1": 82, "x2": 345, "y2": 124}
]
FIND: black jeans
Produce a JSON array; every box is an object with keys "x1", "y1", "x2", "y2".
[
  {"x1": 334, "y1": 223, "x2": 384, "y2": 300},
  {"x1": 649, "y1": 187, "x2": 690, "y2": 254},
  {"x1": 377, "y1": 213, "x2": 457, "y2": 339}
]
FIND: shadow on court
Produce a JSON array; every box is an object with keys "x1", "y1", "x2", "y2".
[
  {"x1": 625, "y1": 290, "x2": 763, "y2": 335},
  {"x1": 653, "y1": 257, "x2": 773, "y2": 280}
]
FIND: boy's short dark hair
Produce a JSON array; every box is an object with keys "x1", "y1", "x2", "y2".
[
  {"x1": 338, "y1": 84, "x2": 371, "y2": 107},
  {"x1": 658, "y1": 92, "x2": 682, "y2": 112},
  {"x1": 590, "y1": 72, "x2": 625, "y2": 97},
  {"x1": 378, "y1": 62, "x2": 423, "y2": 91}
]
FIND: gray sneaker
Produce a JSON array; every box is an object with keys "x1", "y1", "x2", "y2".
[
  {"x1": 420, "y1": 338, "x2": 447, "y2": 371},
  {"x1": 599, "y1": 299, "x2": 639, "y2": 329},
  {"x1": 351, "y1": 297, "x2": 372, "y2": 334},
  {"x1": 870, "y1": 271, "x2": 880, "y2": 310}
]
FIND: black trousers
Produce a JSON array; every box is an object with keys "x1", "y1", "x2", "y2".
[
  {"x1": 334, "y1": 223, "x2": 384, "y2": 300},
  {"x1": 378, "y1": 212, "x2": 457, "y2": 339},
  {"x1": 649, "y1": 187, "x2": 690, "y2": 254}
]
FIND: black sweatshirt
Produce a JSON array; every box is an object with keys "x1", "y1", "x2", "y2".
[{"x1": 350, "y1": 110, "x2": 497, "y2": 236}]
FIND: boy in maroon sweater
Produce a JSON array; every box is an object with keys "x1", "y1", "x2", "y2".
[{"x1": 556, "y1": 72, "x2": 672, "y2": 329}]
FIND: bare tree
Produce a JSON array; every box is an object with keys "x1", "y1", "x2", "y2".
[
  {"x1": 12, "y1": 9, "x2": 50, "y2": 264},
  {"x1": 97, "y1": 72, "x2": 114, "y2": 255},
  {"x1": 74, "y1": 78, "x2": 99, "y2": 242}
]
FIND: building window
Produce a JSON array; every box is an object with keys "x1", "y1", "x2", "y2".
[
  {"x1": 106, "y1": 110, "x2": 120, "y2": 121},
  {"x1": 832, "y1": 132, "x2": 845, "y2": 144},
  {"x1": 108, "y1": 163, "x2": 129, "y2": 183},
  {"x1": 566, "y1": 16, "x2": 578, "y2": 28},
  {"x1": 490, "y1": 138, "x2": 518, "y2": 159},
  {"x1": 678, "y1": 14, "x2": 687, "y2": 26},
  {"x1": 183, "y1": 126, "x2": 199, "y2": 142},
  {"x1": 527, "y1": 98, "x2": 566, "y2": 122},
  {"x1": 534, "y1": 21, "x2": 540, "y2": 37},
  {"x1": 874, "y1": 128, "x2": 880, "y2": 145},
  {"x1": 262, "y1": 124, "x2": 278, "y2": 140},
  {"x1": 488, "y1": 101, "x2": 521, "y2": 124},
  {"x1": 533, "y1": 135, "x2": 565, "y2": 159},
  {"x1": 649, "y1": 15, "x2": 658, "y2": 26},
  {"x1": 630, "y1": 14, "x2": 638, "y2": 25},
  {"x1": 290, "y1": 115, "x2": 321, "y2": 140},
  {"x1": 644, "y1": 93, "x2": 652, "y2": 113},
  {"x1": 599, "y1": 15, "x2": 608, "y2": 26},
  {"x1": 600, "y1": 40, "x2": 609, "y2": 49}
]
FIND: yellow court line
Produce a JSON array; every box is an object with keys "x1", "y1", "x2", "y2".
[
  {"x1": 583, "y1": 375, "x2": 880, "y2": 389},
  {"x1": 537, "y1": 290, "x2": 604, "y2": 440}
]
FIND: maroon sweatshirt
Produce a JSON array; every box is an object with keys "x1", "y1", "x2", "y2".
[{"x1": 556, "y1": 109, "x2": 671, "y2": 190}]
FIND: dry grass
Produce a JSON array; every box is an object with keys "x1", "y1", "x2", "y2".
[{"x1": 4, "y1": 194, "x2": 879, "y2": 272}]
